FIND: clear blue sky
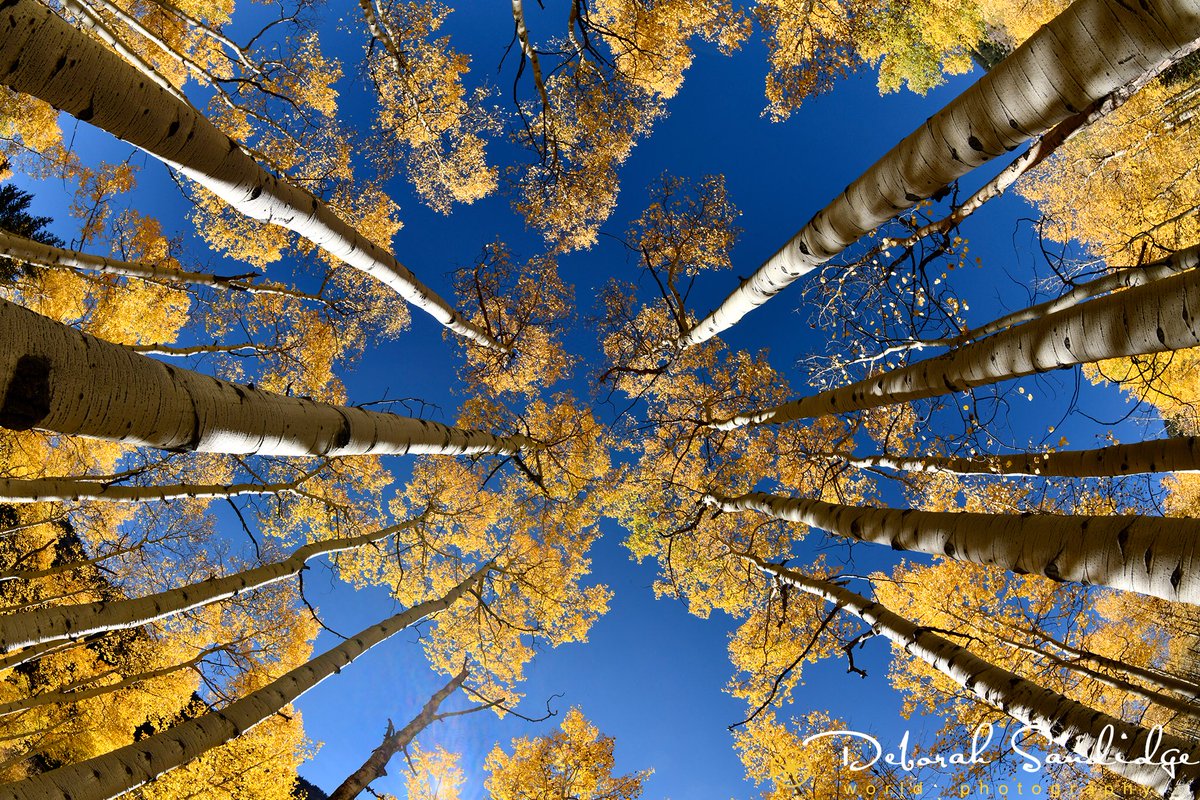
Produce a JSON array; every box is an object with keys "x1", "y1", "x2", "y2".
[{"x1": 7, "y1": 2, "x2": 1166, "y2": 797}]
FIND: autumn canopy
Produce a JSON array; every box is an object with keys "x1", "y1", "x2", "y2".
[{"x1": 1, "y1": 0, "x2": 1200, "y2": 797}]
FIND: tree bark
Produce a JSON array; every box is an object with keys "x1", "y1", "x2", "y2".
[
  {"x1": 0, "y1": 228, "x2": 330, "y2": 303},
  {"x1": 0, "y1": 299, "x2": 529, "y2": 456},
  {"x1": 677, "y1": 0, "x2": 1200, "y2": 348},
  {"x1": 0, "y1": 476, "x2": 307, "y2": 504},
  {"x1": 705, "y1": 491, "x2": 1200, "y2": 604},
  {"x1": 841, "y1": 435, "x2": 1200, "y2": 477},
  {"x1": 0, "y1": 565, "x2": 488, "y2": 800},
  {"x1": 0, "y1": 517, "x2": 421, "y2": 653},
  {"x1": 711, "y1": 250, "x2": 1200, "y2": 429},
  {"x1": 0, "y1": 0, "x2": 502, "y2": 350},
  {"x1": 328, "y1": 668, "x2": 468, "y2": 800},
  {"x1": 745, "y1": 555, "x2": 1200, "y2": 799}
]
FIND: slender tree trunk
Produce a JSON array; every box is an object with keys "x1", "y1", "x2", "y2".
[
  {"x1": 995, "y1": 633, "x2": 1200, "y2": 718},
  {"x1": 0, "y1": 228, "x2": 330, "y2": 303},
  {"x1": 1025, "y1": 625, "x2": 1200, "y2": 702},
  {"x1": 0, "y1": 565, "x2": 488, "y2": 800},
  {"x1": 677, "y1": 0, "x2": 1200, "y2": 348},
  {"x1": 744, "y1": 555, "x2": 1200, "y2": 799},
  {"x1": 841, "y1": 435, "x2": 1200, "y2": 477},
  {"x1": 0, "y1": 517, "x2": 421, "y2": 653},
  {"x1": 0, "y1": 647, "x2": 218, "y2": 717},
  {"x1": 705, "y1": 491, "x2": 1200, "y2": 604},
  {"x1": 0, "y1": 299, "x2": 529, "y2": 456},
  {"x1": 712, "y1": 252, "x2": 1200, "y2": 429},
  {"x1": 0, "y1": 475, "x2": 307, "y2": 503},
  {"x1": 854, "y1": 244, "x2": 1200, "y2": 363},
  {"x1": 329, "y1": 668, "x2": 468, "y2": 800},
  {"x1": 0, "y1": 0, "x2": 501, "y2": 350}
]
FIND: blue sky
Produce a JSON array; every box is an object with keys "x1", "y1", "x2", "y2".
[{"x1": 6, "y1": 2, "x2": 1170, "y2": 797}]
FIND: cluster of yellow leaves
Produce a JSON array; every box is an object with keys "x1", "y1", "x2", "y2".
[
  {"x1": 403, "y1": 743, "x2": 464, "y2": 800},
  {"x1": 485, "y1": 708, "x2": 650, "y2": 800},
  {"x1": 590, "y1": 0, "x2": 750, "y2": 99},
  {"x1": 454, "y1": 243, "x2": 575, "y2": 398},
  {"x1": 369, "y1": 0, "x2": 499, "y2": 213},
  {"x1": 514, "y1": 62, "x2": 663, "y2": 252}
]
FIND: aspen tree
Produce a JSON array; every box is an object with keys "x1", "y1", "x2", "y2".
[
  {"x1": 712, "y1": 257, "x2": 1200, "y2": 429},
  {"x1": 0, "y1": 0, "x2": 501, "y2": 349},
  {"x1": 0, "y1": 299, "x2": 529, "y2": 457},
  {"x1": 705, "y1": 489, "x2": 1200, "y2": 603},
  {"x1": 745, "y1": 555, "x2": 1200, "y2": 798},
  {"x1": 677, "y1": 0, "x2": 1200, "y2": 348},
  {"x1": 0, "y1": 565, "x2": 487, "y2": 800}
]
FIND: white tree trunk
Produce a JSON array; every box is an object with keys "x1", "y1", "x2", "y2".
[
  {"x1": 0, "y1": 229, "x2": 331, "y2": 303},
  {"x1": 746, "y1": 555, "x2": 1200, "y2": 799},
  {"x1": 0, "y1": 299, "x2": 528, "y2": 456},
  {"x1": 844, "y1": 435, "x2": 1200, "y2": 477},
  {"x1": 706, "y1": 491, "x2": 1200, "y2": 604},
  {"x1": 678, "y1": 0, "x2": 1200, "y2": 348},
  {"x1": 0, "y1": 565, "x2": 488, "y2": 800},
  {"x1": 0, "y1": 475, "x2": 311, "y2": 504},
  {"x1": 713, "y1": 252, "x2": 1200, "y2": 428},
  {"x1": 0, "y1": 0, "x2": 501, "y2": 350},
  {"x1": 0, "y1": 518, "x2": 420, "y2": 653}
]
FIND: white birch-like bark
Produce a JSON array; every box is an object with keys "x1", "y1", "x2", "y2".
[
  {"x1": 712, "y1": 251, "x2": 1200, "y2": 428},
  {"x1": 705, "y1": 491, "x2": 1200, "y2": 604},
  {"x1": 0, "y1": 299, "x2": 529, "y2": 456},
  {"x1": 677, "y1": 0, "x2": 1200, "y2": 348},
  {"x1": 0, "y1": 0, "x2": 502, "y2": 350},
  {"x1": 0, "y1": 565, "x2": 488, "y2": 800},
  {"x1": 0, "y1": 475, "x2": 307, "y2": 503},
  {"x1": 1027, "y1": 626, "x2": 1200, "y2": 702},
  {"x1": 854, "y1": 244, "x2": 1200, "y2": 363},
  {"x1": 0, "y1": 229, "x2": 326, "y2": 302},
  {"x1": 994, "y1": 633, "x2": 1200, "y2": 718},
  {"x1": 746, "y1": 555, "x2": 1200, "y2": 799},
  {"x1": 0, "y1": 518, "x2": 420, "y2": 653},
  {"x1": 842, "y1": 435, "x2": 1200, "y2": 477},
  {"x1": 0, "y1": 647, "x2": 218, "y2": 717}
]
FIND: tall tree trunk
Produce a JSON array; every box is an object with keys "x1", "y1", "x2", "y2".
[
  {"x1": 705, "y1": 491, "x2": 1200, "y2": 604},
  {"x1": 329, "y1": 668, "x2": 468, "y2": 800},
  {"x1": 677, "y1": 0, "x2": 1200, "y2": 348},
  {"x1": 712, "y1": 253, "x2": 1200, "y2": 429},
  {"x1": 841, "y1": 435, "x2": 1200, "y2": 477},
  {"x1": 0, "y1": 299, "x2": 529, "y2": 456},
  {"x1": 0, "y1": 517, "x2": 422, "y2": 653},
  {"x1": 0, "y1": 228, "x2": 330, "y2": 303},
  {"x1": 0, "y1": 475, "x2": 309, "y2": 503},
  {"x1": 853, "y1": 244, "x2": 1200, "y2": 363},
  {"x1": 0, "y1": 565, "x2": 488, "y2": 800},
  {"x1": 0, "y1": 0, "x2": 502, "y2": 350},
  {"x1": 743, "y1": 555, "x2": 1200, "y2": 799},
  {"x1": 1023, "y1": 625, "x2": 1200, "y2": 702}
]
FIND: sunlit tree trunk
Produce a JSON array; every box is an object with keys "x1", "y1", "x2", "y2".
[
  {"x1": 705, "y1": 491, "x2": 1200, "y2": 603},
  {"x1": 841, "y1": 435, "x2": 1200, "y2": 477},
  {"x1": 677, "y1": 0, "x2": 1200, "y2": 348},
  {"x1": 0, "y1": 518, "x2": 421, "y2": 653},
  {"x1": 994, "y1": 633, "x2": 1200, "y2": 718},
  {"x1": 329, "y1": 668, "x2": 468, "y2": 800},
  {"x1": 712, "y1": 257, "x2": 1200, "y2": 429},
  {"x1": 0, "y1": 475, "x2": 309, "y2": 503},
  {"x1": 854, "y1": 244, "x2": 1200, "y2": 362},
  {"x1": 0, "y1": 0, "x2": 502, "y2": 350},
  {"x1": 744, "y1": 555, "x2": 1200, "y2": 799},
  {"x1": 1024, "y1": 625, "x2": 1200, "y2": 702},
  {"x1": 0, "y1": 299, "x2": 529, "y2": 456},
  {"x1": 0, "y1": 565, "x2": 488, "y2": 800},
  {"x1": 0, "y1": 229, "x2": 330, "y2": 302}
]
